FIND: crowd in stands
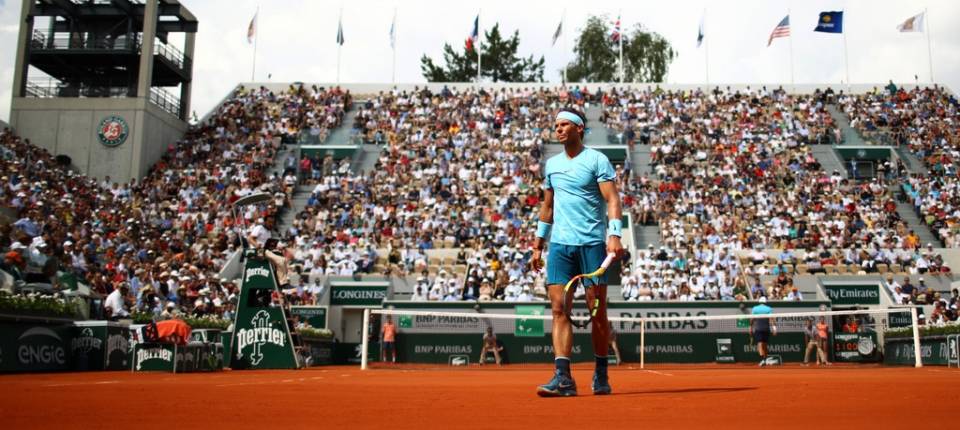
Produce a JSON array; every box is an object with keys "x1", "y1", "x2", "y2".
[
  {"x1": 5, "y1": 82, "x2": 960, "y2": 314},
  {"x1": 837, "y1": 83, "x2": 960, "y2": 248},
  {"x1": 1, "y1": 84, "x2": 350, "y2": 320},
  {"x1": 604, "y1": 85, "x2": 953, "y2": 301},
  {"x1": 281, "y1": 86, "x2": 589, "y2": 301}
]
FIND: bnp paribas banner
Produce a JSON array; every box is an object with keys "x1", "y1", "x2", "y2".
[
  {"x1": 379, "y1": 301, "x2": 828, "y2": 364},
  {"x1": 229, "y1": 257, "x2": 298, "y2": 370}
]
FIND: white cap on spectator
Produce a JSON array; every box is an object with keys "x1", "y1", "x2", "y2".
[
  {"x1": 758, "y1": 297, "x2": 767, "y2": 303},
  {"x1": 64, "y1": 241, "x2": 74, "y2": 247}
]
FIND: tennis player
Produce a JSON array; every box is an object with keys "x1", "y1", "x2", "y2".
[
  {"x1": 530, "y1": 107, "x2": 623, "y2": 397},
  {"x1": 750, "y1": 297, "x2": 776, "y2": 366}
]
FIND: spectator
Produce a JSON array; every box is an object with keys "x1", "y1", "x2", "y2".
[
  {"x1": 816, "y1": 316, "x2": 832, "y2": 365},
  {"x1": 104, "y1": 284, "x2": 130, "y2": 320},
  {"x1": 381, "y1": 316, "x2": 397, "y2": 364},
  {"x1": 478, "y1": 326, "x2": 502, "y2": 365}
]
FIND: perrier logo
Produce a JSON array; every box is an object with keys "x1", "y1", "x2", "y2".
[
  {"x1": 97, "y1": 115, "x2": 129, "y2": 147},
  {"x1": 236, "y1": 310, "x2": 286, "y2": 365}
]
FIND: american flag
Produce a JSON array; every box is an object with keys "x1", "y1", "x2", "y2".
[
  {"x1": 767, "y1": 15, "x2": 790, "y2": 47},
  {"x1": 611, "y1": 15, "x2": 621, "y2": 42}
]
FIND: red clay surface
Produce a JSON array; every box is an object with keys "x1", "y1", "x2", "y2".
[{"x1": 1, "y1": 363, "x2": 956, "y2": 429}]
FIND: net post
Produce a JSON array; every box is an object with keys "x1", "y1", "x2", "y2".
[
  {"x1": 910, "y1": 306, "x2": 922, "y2": 368},
  {"x1": 640, "y1": 317, "x2": 646, "y2": 369},
  {"x1": 361, "y1": 308, "x2": 371, "y2": 370}
]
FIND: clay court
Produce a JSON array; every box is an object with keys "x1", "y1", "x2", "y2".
[{"x1": 1, "y1": 364, "x2": 956, "y2": 429}]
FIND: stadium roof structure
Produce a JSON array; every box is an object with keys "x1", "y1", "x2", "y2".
[{"x1": 22, "y1": 0, "x2": 197, "y2": 92}]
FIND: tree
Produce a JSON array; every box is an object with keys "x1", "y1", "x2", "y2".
[
  {"x1": 421, "y1": 23, "x2": 545, "y2": 82},
  {"x1": 565, "y1": 15, "x2": 675, "y2": 83}
]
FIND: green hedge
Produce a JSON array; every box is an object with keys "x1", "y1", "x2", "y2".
[
  {"x1": 297, "y1": 326, "x2": 334, "y2": 340},
  {"x1": 0, "y1": 291, "x2": 80, "y2": 319},
  {"x1": 131, "y1": 311, "x2": 231, "y2": 330},
  {"x1": 885, "y1": 322, "x2": 960, "y2": 339}
]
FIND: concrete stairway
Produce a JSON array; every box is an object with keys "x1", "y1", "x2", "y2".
[
  {"x1": 277, "y1": 186, "x2": 312, "y2": 235},
  {"x1": 323, "y1": 102, "x2": 359, "y2": 144},
  {"x1": 811, "y1": 145, "x2": 848, "y2": 178},
  {"x1": 351, "y1": 143, "x2": 383, "y2": 175},
  {"x1": 825, "y1": 104, "x2": 865, "y2": 146},
  {"x1": 894, "y1": 198, "x2": 942, "y2": 247},
  {"x1": 583, "y1": 105, "x2": 608, "y2": 146},
  {"x1": 633, "y1": 224, "x2": 661, "y2": 250},
  {"x1": 893, "y1": 146, "x2": 930, "y2": 175},
  {"x1": 631, "y1": 146, "x2": 653, "y2": 176}
]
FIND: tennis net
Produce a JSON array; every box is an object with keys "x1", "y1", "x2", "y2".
[{"x1": 360, "y1": 305, "x2": 923, "y2": 369}]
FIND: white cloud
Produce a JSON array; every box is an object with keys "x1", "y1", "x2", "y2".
[{"x1": 0, "y1": 0, "x2": 958, "y2": 122}]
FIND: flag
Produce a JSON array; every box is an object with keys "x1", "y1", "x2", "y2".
[
  {"x1": 768, "y1": 15, "x2": 790, "y2": 47},
  {"x1": 466, "y1": 14, "x2": 479, "y2": 51},
  {"x1": 611, "y1": 14, "x2": 621, "y2": 42},
  {"x1": 247, "y1": 12, "x2": 257, "y2": 44},
  {"x1": 897, "y1": 12, "x2": 925, "y2": 32},
  {"x1": 552, "y1": 20, "x2": 563, "y2": 46},
  {"x1": 336, "y1": 16, "x2": 344, "y2": 45},
  {"x1": 389, "y1": 10, "x2": 397, "y2": 49},
  {"x1": 814, "y1": 11, "x2": 843, "y2": 33},
  {"x1": 697, "y1": 14, "x2": 704, "y2": 47}
]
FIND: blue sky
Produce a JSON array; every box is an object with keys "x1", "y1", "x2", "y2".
[{"x1": 1, "y1": 0, "x2": 958, "y2": 121}]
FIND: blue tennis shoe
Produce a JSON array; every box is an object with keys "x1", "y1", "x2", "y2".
[
  {"x1": 537, "y1": 370, "x2": 578, "y2": 397},
  {"x1": 592, "y1": 370, "x2": 612, "y2": 395}
]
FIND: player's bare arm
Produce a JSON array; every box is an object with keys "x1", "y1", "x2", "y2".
[
  {"x1": 531, "y1": 187, "x2": 554, "y2": 272},
  {"x1": 598, "y1": 180, "x2": 623, "y2": 258}
]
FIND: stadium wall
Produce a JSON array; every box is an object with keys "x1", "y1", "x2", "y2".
[
  {"x1": 9, "y1": 96, "x2": 187, "y2": 183},
  {"x1": 237, "y1": 82, "x2": 948, "y2": 98}
]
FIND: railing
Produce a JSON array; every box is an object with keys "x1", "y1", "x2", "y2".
[
  {"x1": 31, "y1": 32, "x2": 141, "y2": 51},
  {"x1": 25, "y1": 78, "x2": 133, "y2": 98},
  {"x1": 149, "y1": 87, "x2": 182, "y2": 118},
  {"x1": 30, "y1": 31, "x2": 191, "y2": 72},
  {"x1": 154, "y1": 40, "x2": 191, "y2": 71}
]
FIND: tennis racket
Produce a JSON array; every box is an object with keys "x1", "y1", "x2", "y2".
[{"x1": 562, "y1": 253, "x2": 616, "y2": 329}]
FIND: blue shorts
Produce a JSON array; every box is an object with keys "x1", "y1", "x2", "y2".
[
  {"x1": 754, "y1": 330, "x2": 770, "y2": 344},
  {"x1": 546, "y1": 243, "x2": 608, "y2": 287}
]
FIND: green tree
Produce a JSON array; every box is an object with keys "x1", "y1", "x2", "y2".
[
  {"x1": 421, "y1": 23, "x2": 545, "y2": 82},
  {"x1": 565, "y1": 15, "x2": 675, "y2": 83}
]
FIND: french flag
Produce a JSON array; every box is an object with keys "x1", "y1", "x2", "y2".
[{"x1": 466, "y1": 14, "x2": 479, "y2": 51}]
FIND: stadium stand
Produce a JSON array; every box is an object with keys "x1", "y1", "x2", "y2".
[
  {"x1": 3, "y1": 83, "x2": 960, "y2": 326},
  {"x1": 1, "y1": 83, "x2": 349, "y2": 320}
]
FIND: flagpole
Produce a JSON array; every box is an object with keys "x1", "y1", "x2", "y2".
[
  {"x1": 788, "y1": 9, "x2": 795, "y2": 88},
  {"x1": 477, "y1": 10, "x2": 482, "y2": 83},
  {"x1": 251, "y1": 5, "x2": 259, "y2": 82},
  {"x1": 392, "y1": 7, "x2": 397, "y2": 84},
  {"x1": 704, "y1": 8, "x2": 709, "y2": 86},
  {"x1": 618, "y1": 9, "x2": 623, "y2": 84},
  {"x1": 925, "y1": 8, "x2": 934, "y2": 83},
  {"x1": 337, "y1": 7, "x2": 343, "y2": 84},
  {"x1": 842, "y1": 9, "x2": 850, "y2": 89},
  {"x1": 562, "y1": 10, "x2": 567, "y2": 85}
]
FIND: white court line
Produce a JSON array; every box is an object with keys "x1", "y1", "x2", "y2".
[
  {"x1": 644, "y1": 370, "x2": 674, "y2": 377},
  {"x1": 216, "y1": 377, "x2": 326, "y2": 388},
  {"x1": 44, "y1": 380, "x2": 120, "y2": 387}
]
